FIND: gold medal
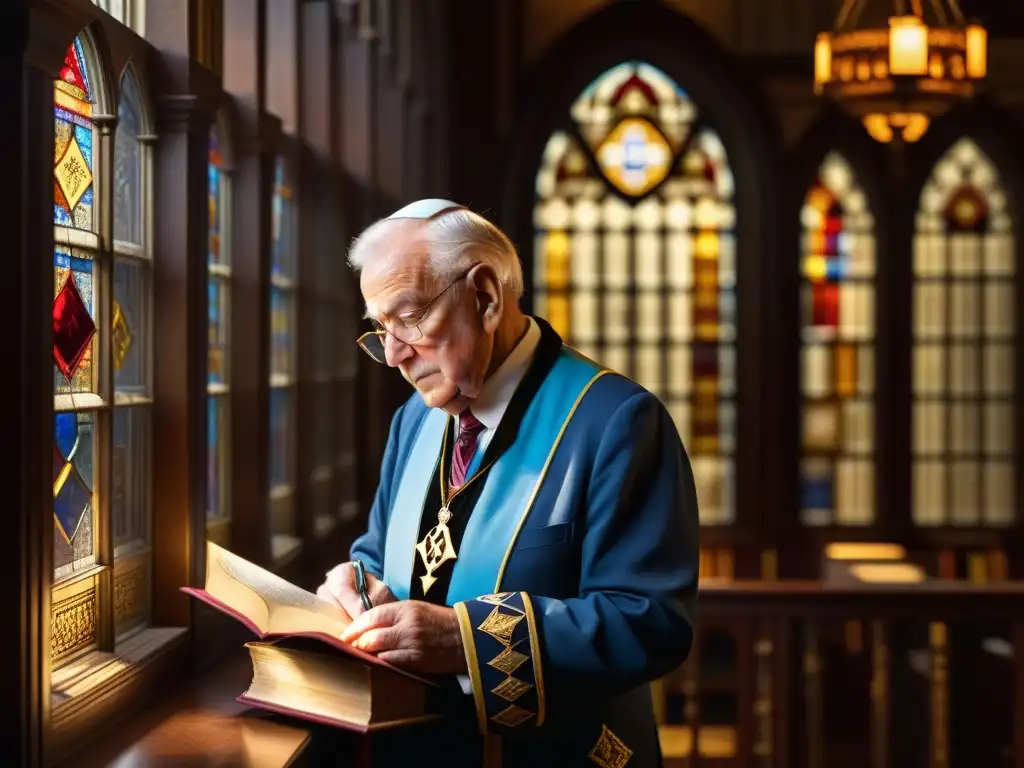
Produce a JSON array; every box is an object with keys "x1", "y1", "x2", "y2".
[{"x1": 414, "y1": 418, "x2": 495, "y2": 595}]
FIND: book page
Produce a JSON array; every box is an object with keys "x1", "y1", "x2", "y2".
[{"x1": 206, "y1": 541, "x2": 349, "y2": 637}]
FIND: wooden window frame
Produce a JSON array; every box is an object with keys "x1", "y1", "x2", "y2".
[{"x1": 46, "y1": 22, "x2": 191, "y2": 762}]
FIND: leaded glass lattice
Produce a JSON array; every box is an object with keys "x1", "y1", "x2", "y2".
[
  {"x1": 533, "y1": 62, "x2": 737, "y2": 525},
  {"x1": 53, "y1": 411, "x2": 96, "y2": 573},
  {"x1": 53, "y1": 37, "x2": 103, "y2": 581},
  {"x1": 800, "y1": 153, "x2": 876, "y2": 526},
  {"x1": 53, "y1": 247, "x2": 97, "y2": 397},
  {"x1": 912, "y1": 138, "x2": 1016, "y2": 526},
  {"x1": 54, "y1": 39, "x2": 95, "y2": 231}
]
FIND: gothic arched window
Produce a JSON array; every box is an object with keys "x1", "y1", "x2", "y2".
[
  {"x1": 53, "y1": 33, "x2": 160, "y2": 659},
  {"x1": 912, "y1": 138, "x2": 1016, "y2": 527},
  {"x1": 799, "y1": 152, "x2": 876, "y2": 527},
  {"x1": 532, "y1": 62, "x2": 737, "y2": 525}
]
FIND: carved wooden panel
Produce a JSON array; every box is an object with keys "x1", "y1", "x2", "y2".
[
  {"x1": 51, "y1": 588, "x2": 97, "y2": 662},
  {"x1": 114, "y1": 564, "x2": 148, "y2": 635}
]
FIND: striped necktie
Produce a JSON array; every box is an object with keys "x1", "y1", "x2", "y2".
[{"x1": 450, "y1": 410, "x2": 485, "y2": 489}]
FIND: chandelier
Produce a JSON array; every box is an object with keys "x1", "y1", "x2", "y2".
[{"x1": 814, "y1": 0, "x2": 988, "y2": 144}]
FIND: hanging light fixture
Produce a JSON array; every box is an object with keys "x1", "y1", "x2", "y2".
[{"x1": 814, "y1": 0, "x2": 988, "y2": 144}]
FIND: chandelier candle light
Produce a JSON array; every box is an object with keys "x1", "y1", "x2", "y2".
[{"x1": 814, "y1": 0, "x2": 988, "y2": 144}]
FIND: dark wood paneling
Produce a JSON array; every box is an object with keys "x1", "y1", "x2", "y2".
[{"x1": 9, "y1": 3, "x2": 57, "y2": 763}]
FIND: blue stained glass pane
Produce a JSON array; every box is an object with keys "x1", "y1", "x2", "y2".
[
  {"x1": 74, "y1": 38, "x2": 90, "y2": 95},
  {"x1": 801, "y1": 475, "x2": 833, "y2": 511},
  {"x1": 54, "y1": 204, "x2": 73, "y2": 226},
  {"x1": 75, "y1": 124, "x2": 93, "y2": 170},
  {"x1": 208, "y1": 280, "x2": 219, "y2": 321},
  {"x1": 55, "y1": 412, "x2": 78, "y2": 459},
  {"x1": 53, "y1": 411, "x2": 94, "y2": 546},
  {"x1": 826, "y1": 256, "x2": 846, "y2": 282},
  {"x1": 54, "y1": 467, "x2": 91, "y2": 544}
]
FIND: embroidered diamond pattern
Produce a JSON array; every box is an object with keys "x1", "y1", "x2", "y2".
[
  {"x1": 490, "y1": 704, "x2": 535, "y2": 728},
  {"x1": 54, "y1": 135, "x2": 93, "y2": 211},
  {"x1": 111, "y1": 300, "x2": 133, "y2": 372},
  {"x1": 488, "y1": 646, "x2": 529, "y2": 676},
  {"x1": 491, "y1": 676, "x2": 532, "y2": 702},
  {"x1": 477, "y1": 607, "x2": 523, "y2": 646},
  {"x1": 53, "y1": 273, "x2": 96, "y2": 380},
  {"x1": 478, "y1": 592, "x2": 515, "y2": 606},
  {"x1": 588, "y1": 725, "x2": 634, "y2": 768}
]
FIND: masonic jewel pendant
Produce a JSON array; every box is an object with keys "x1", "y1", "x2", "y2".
[{"x1": 415, "y1": 505, "x2": 457, "y2": 595}]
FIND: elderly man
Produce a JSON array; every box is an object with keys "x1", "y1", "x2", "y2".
[{"x1": 318, "y1": 199, "x2": 699, "y2": 767}]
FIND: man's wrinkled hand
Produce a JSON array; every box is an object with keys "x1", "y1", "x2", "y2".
[
  {"x1": 339, "y1": 601, "x2": 466, "y2": 675},
  {"x1": 316, "y1": 562, "x2": 397, "y2": 622}
]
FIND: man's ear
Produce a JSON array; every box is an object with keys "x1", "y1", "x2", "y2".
[{"x1": 468, "y1": 264, "x2": 503, "y2": 332}]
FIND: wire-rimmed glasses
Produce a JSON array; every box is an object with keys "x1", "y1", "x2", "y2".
[{"x1": 356, "y1": 265, "x2": 478, "y2": 364}]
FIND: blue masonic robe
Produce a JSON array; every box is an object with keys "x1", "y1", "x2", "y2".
[{"x1": 350, "y1": 317, "x2": 699, "y2": 767}]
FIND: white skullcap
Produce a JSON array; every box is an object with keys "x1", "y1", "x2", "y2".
[{"x1": 386, "y1": 198, "x2": 465, "y2": 220}]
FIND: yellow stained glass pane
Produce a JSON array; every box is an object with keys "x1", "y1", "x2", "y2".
[
  {"x1": 545, "y1": 294, "x2": 570, "y2": 338},
  {"x1": 544, "y1": 231, "x2": 570, "y2": 290},
  {"x1": 595, "y1": 117, "x2": 672, "y2": 197},
  {"x1": 834, "y1": 343, "x2": 857, "y2": 398}
]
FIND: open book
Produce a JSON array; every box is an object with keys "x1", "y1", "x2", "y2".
[{"x1": 182, "y1": 541, "x2": 438, "y2": 731}]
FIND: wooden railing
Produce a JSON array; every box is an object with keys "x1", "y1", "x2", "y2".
[{"x1": 659, "y1": 581, "x2": 1024, "y2": 768}]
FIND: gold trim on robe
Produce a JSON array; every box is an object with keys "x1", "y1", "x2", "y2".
[{"x1": 455, "y1": 591, "x2": 546, "y2": 734}]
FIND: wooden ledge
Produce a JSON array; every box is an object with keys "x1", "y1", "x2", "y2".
[{"x1": 61, "y1": 652, "x2": 312, "y2": 768}]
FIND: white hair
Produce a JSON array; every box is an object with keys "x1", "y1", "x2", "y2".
[{"x1": 347, "y1": 207, "x2": 524, "y2": 299}]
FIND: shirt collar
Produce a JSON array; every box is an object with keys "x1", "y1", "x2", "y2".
[{"x1": 462, "y1": 317, "x2": 541, "y2": 432}]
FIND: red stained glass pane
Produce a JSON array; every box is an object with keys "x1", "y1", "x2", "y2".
[
  {"x1": 60, "y1": 44, "x2": 88, "y2": 95},
  {"x1": 812, "y1": 283, "x2": 839, "y2": 327},
  {"x1": 53, "y1": 273, "x2": 96, "y2": 380}
]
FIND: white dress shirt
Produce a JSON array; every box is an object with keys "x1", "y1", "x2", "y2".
[
  {"x1": 453, "y1": 317, "x2": 540, "y2": 694},
  {"x1": 455, "y1": 317, "x2": 541, "y2": 452}
]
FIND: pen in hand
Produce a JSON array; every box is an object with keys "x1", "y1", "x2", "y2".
[{"x1": 352, "y1": 558, "x2": 373, "y2": 613}]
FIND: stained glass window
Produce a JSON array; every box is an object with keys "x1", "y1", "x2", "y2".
[
  {"x1": 53, "y1": 38, "x2": 100, "y2": 580},
  {"x1": 270, "y1": 156, "x2": 298, "y2": 560},
  {"x1": 800, "y1": 153, "x2": 876, "y2": 526},
  {"x1": 912, "y1": 138, "x2": 1016, "y2": 527},
  {"x1": 207, "y1": 120, "x2": 232, "y2": 539},
  {"x1": 54, "y1": 39, "x2": 95, "y2": 232},
  {"x1": 533, "y1": 62, "x2": 737, "y2": 525}
]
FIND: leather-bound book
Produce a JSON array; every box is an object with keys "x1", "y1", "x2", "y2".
[{"x1": 182, "y1": 541, "x2": 439, "y2": 732}]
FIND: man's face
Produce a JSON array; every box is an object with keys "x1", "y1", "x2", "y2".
[{"x1": 359, "y1": 222, "x2": 495, "y2": 414}]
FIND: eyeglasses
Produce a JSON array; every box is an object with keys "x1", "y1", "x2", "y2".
[{"x1": 356, "y1": 265, "x2": 478, "y2": 364}]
